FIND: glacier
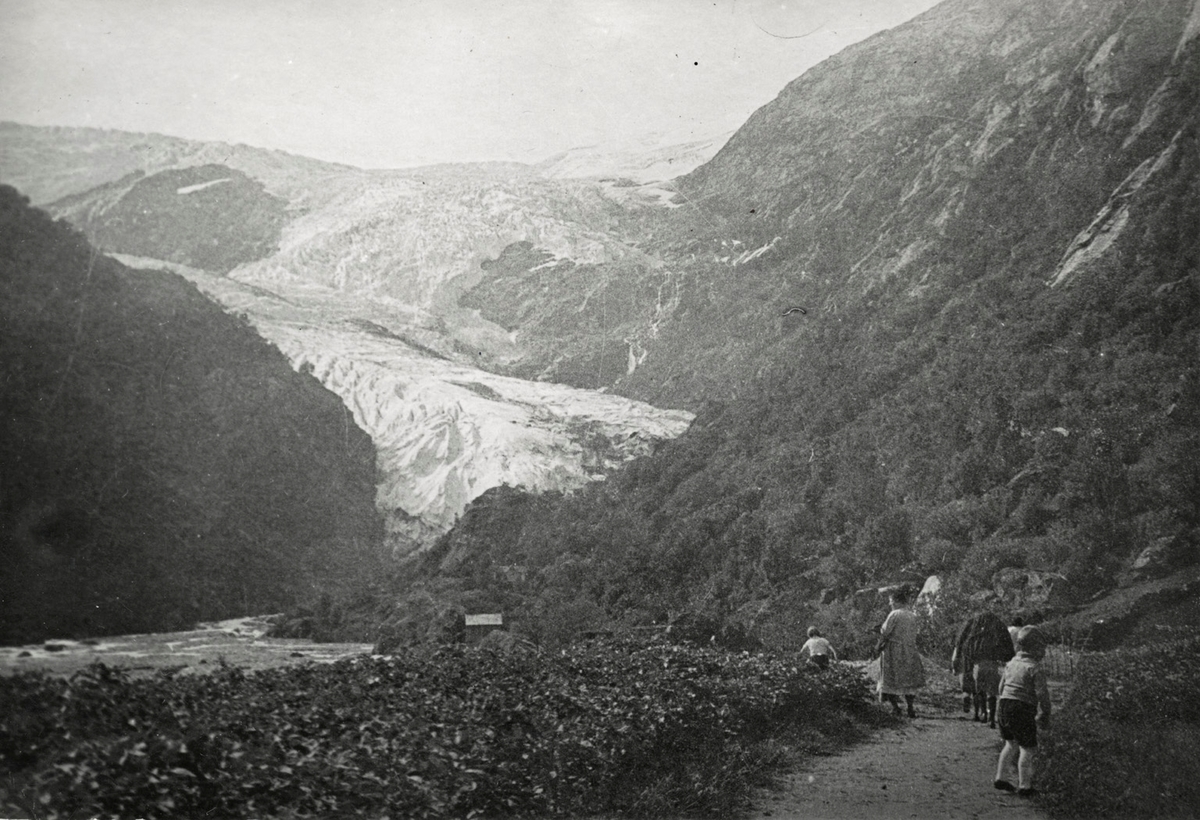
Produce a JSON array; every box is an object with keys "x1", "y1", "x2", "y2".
[{"x1": 115, "y1": 254, "x2": 693, "y2": 556}]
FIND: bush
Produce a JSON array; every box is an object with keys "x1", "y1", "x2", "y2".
[
  {"x1": 1039, "y1": 631, "x2": 1200, "y2": 818},
  {"x1": 0, "y1": 637, "x2": 874, "y2": 819}
]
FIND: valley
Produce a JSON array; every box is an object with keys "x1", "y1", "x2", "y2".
[
  {"x1": 2, "y1": 0, "x2": 1197, "y2": 653},
  {"x1": 3, "y1": 0, "x2": 1200, "y2": 816},
  {"x1": 1, "y1": 126, "x2": 709, "y2": 560}
]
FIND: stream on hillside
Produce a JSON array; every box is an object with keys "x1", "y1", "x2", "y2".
[{"x1": 0, "y1": 616, "x2": 374, "y2": 679}]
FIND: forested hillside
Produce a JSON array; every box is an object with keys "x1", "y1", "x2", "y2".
[
  {"x1": 377, "y1": 0, "x2": 1200, "y2": 651},
  {"x1": 0, "y1": 187, "x2": 384, "y2": 643}
]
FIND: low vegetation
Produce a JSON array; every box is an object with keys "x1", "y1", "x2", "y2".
[
  {"x1": 0, "y1": 636, "x2": 877, "y2": 820},
  {"x1": 1040, "y1": 629, "x2": 1200, "y2": 818}
]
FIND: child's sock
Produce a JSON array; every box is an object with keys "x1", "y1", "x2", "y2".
[
  {"x1": 1017, "y1": 745, "x2": 1036, "y2": 790},
  {"x1": 995, "y1": 740, "x2": 1019, "y2": 787}
]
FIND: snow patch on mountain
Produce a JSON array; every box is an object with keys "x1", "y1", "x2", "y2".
[{"x1": 177, "y1": 178, "x2": 231, "y2": 195}]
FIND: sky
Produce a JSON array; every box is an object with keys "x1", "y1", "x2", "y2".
[{"x1": 0, "y1": 0, "x2": 941, "y2": 169}]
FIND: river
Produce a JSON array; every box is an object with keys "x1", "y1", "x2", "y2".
[{"x1": 0, "y1": 616, "x2": 374, "y2": 678}]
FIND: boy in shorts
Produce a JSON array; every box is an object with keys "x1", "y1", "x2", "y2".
[{"x1": 993, "y1": 626, "x2": 1052, "y2": 797}]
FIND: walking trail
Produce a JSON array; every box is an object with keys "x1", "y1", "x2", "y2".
[{"x1": 748, "y1": 703, "x2": 1050, "y2": 820}]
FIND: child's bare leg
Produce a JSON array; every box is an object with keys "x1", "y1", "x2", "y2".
[
  {"x1": 1017, "y1": 745, "x2": 1037, "y2": 791},
  {"x1": 994, "y1": 740, "x2": 1019, "y2": 789}
]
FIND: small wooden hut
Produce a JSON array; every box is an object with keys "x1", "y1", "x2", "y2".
[{"x1": 464, "y1": 613, "x2": 504, "y2": 644}]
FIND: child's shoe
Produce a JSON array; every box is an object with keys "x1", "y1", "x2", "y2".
[{"x1": 993, "y1": 780, "x2": 1016, "y2": 792}]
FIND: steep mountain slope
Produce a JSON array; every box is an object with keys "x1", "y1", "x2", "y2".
[
  {"x1": 395, "y1": 0, "x2": 1200, "y2": 649},
  {"x1": 5, "y1": 0, "x2": 1197, "y2": 650},
  {"x1": 0, "y1": 187, "x2": 384, "y2": 643},
  {"x1": 622, "y1": 0, "x2": 1200, "y2": 406}
]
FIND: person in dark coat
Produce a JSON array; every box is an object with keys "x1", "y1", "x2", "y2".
[{"x1": 952, "y1": 612, "x2": 1016, "y2": 727}]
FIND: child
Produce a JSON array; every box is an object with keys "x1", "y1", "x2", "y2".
[
  {"x1": 800, "y1": 626, "x2": 837, "y2": 670},
  {"x1": 1008, "y1": 615, "x2": 1025, "y2": 651},
  {"x1": 994, "y1": 626, "x2": 1052, "y2": 798}
]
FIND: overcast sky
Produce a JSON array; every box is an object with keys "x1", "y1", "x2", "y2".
[{"x1": 0, "y1": 0, "x2": 940, "y2": 169}]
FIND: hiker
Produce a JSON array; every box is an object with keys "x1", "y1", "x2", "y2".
[
  {"x1": 952, "y1": 612, "x2": 1015, "y2": 726},
  {"x1": 993, "y1": 625, "x2": 1053, "y2": 798},
  {"x1": 800, "y1": 626, "x2": 837, "y2": 669},
  {"x1": 876, "y1": 585, "x2": 925, "y2": 717},
  {"x1": 951, "y1": 624, "x2": 977, "y2": 716}
]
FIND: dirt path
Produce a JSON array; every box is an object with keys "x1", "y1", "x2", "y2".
[{"x1": 749, "y1": 706, "x2": 1050, "y2": 820}]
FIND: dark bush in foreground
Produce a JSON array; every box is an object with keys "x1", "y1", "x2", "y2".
[
  {"x1": 0, "y1": 638, "x2": 874, "y2": 819},
  {"x1": 1040, "y1": 630, "x2": 1200, "y2": 818}
]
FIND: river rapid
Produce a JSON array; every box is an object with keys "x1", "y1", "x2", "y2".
[{"x1": 0, "y1": 616, "x2": 374, "y2": 679}]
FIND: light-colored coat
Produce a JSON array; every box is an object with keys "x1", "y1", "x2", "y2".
[{"x1": 878, "y1": 607, "x2": 925, "y2": 694}]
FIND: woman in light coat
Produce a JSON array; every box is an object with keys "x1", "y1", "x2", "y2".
[{"x1": 876, "y1": 585, "x2": 926, "y2": 717}]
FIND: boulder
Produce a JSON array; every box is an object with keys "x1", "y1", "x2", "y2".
[
  {"x1": 992, "y1": 568, "x2": 1069, "y2": 610},
  {"x1": 1118, "y1": 535, "x2": 1196, "y2": 586}
]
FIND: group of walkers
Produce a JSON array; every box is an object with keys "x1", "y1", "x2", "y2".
[{"x1": 798, "y1": 585, "x2": 1053, "y2": 798}]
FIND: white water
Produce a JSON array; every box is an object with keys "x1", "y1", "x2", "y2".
[{"x1": 0, "y1": 616, "x2": 373, "y2": 678}]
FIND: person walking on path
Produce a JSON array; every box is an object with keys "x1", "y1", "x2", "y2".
[
  {"x1": 952, "y1": 612, "x2": 1015, "y2": 726},
  {"x1": 875, "y1": 585, "x2": 925, "y2": 717},
  {"x1": 994, "y1": 625, "x2": 1053, "y2": 798},
  {"x1": 800, "y1": 626, "x2": 837, "y2": 669}
]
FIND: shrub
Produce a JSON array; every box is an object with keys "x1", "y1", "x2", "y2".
[
  {"x1": 0, "y1": 637, "x2": 875, "y2": 819},
  {"x1": 1039, "y1": 631, "x2": 1200, "y2": 818}
]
